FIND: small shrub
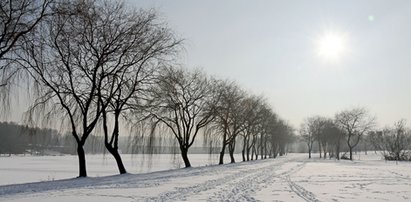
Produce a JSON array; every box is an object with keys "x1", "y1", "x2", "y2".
[
  {"x1": 341, "y1": 153, "x2": 350, "y2": 160},
  {"x1": 383, "y1": 152, "x2": 411, "y2": 161}
]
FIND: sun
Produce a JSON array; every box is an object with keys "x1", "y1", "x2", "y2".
[{"x1": 316, "y1": 31, "x2": 347, "y2": 62}]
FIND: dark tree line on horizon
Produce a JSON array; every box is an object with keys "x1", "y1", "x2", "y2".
[
  {"x1": 0, "y1": 0, "x2": 296, "y2": 178},
  {"x1": 0, "y1": 121, "x2": 109, "y2": 155}
]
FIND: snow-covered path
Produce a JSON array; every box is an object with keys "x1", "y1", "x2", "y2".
[{"x1": 1, "y1": 153, "x2": 411, "y2": 201}]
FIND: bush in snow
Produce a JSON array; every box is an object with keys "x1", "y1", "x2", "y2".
[{"x1": 369, "y1": 120, "x2": 411, "y2": 161}]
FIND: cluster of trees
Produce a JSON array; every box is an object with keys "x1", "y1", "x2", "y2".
[
  {"x1": 300, "y1": 107, "x2": 375, "y2": 160},
  {"x1": 301, "y1": 107, "x2": 411, "y2": 162},
  {"x1": 131, "y1": 67, "x2": 296, "y2": 168},
  {"x1": 0, "y1": 0, "x2": 295, "y2": 177}
]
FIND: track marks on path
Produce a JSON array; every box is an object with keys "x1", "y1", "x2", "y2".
[
  {"x1": 282, "y1": 162, "x2": 321, "y2": 202},
  {"x1": 144, "y1": 158, "x2": 300, "y2": 201}
]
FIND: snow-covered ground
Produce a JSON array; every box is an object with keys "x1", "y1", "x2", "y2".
[
  {"x1": 1, "y1": 152, "x2": 411, "y2": 201},
  {"x1": 0, "y1": 153, "x2": 242, "y2": 185}
]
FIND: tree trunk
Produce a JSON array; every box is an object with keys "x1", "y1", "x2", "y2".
[
  {"x1": 241, "y1": 137, "x2": 246, "y2": 162},
  {"x1": 251, "y1": 147, "x2": 254, "y2": 160},
  {"x1": 102, "y1": 110, "x2": 127, "y2": 174},
  {"x1": 229, "y1": 143, "x2": 235, "y2": 163},
  {"x1": 246, "y1": 146, "x2": 250, "y2": 161},
  {"x1": 349, "y1": 146, "x2": 353, "y2": 160},
  {"x1": 308, "y1": 147, "x2": 312, "y2": 159},
  {"x1": 77, "y1": 144, "x2": 87, "y2": 177},
  {"x1": 318, "y1": 142, "x2": 322, "y2": 158},
  {"x1": 246, "y1": 138, "x2": 252, "y2": 161},
  {"x1": 181, "y1": 148, "x2": 191, "y2": 167},
  {"x1": 106, "y1": 144, "x2": 127, "y2": 174},
  {"x1": 219, "y1": 130, "x2": 227, "y2": 165},
  {"x1": 260, "y1": 136, "x2": 264, "y2": 160},
  {"x1": 241, "y1": 148, "x2": 246, "y2": 162},
  {"x1": 219, "y1": 141, "x2": 226, "y2": 165}
]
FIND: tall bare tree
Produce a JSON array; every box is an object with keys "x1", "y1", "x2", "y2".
[
  {"x1": 16, "y1": 0, "x2": 179, "y2": 177},
  {"x1": 321, "y1": 118, "x2": 345, "y2": 159},
  {"x1": 300, "y1": 116, "x2": 326, "y2": 159},
  {"x1": 275, "y1": 120, "x2": 295, "y2": 157},
  {"x1": 335, "y1": 107, "x2": 375, "y2": 160},
  {"x1": 95, "y1": 3, "x2": 181, "y2": 174},
  {"x1": 147, "y1": 67, "x2": 218, "y2": 167},
  {"x1": 213, "y1": 80, "x2": 245, "y2": 164},
  {"x1": 266, "y1": 113, "x2": 290, "y2": 158},
  {"x1": 239, "y1": 95, "x2": 265, "y2": 161}
]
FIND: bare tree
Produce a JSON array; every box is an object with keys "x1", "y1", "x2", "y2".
[
  {"x1": 267, "y1": 116, "x2": 289, "y2": 158},
  {"x1": 147, "y1": 67, "x2": 218, "y2": 167},
  {"x1": 239, "y1": 95, "x2": 265, "y2": 161},
  {"x1": 17, "y1": 0, "x2": 174, "y2": 177},
  {"x1": 213, "y1": 80, "x2": 245, "y2": 164},
  {"x1": 335, "y1": 107, "x2": 375, "y2": 160},
  {"x1": 300, "y1": 116, "x2": 326, "y2": 159},
  {"x1": 95, "y1": 3, "x2": 181, "y2": 174},
  {"x1": 275, "y1": 120, "x2": 295, "y2": 157},
  {"x1": 321, "y1": 119, "x2": 345, "y2": 160},
  {"x1": 256, "y1": 102, "x2": 271, "y2": 159}
]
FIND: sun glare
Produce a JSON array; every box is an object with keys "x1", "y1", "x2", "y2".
[{"x1": 316, "y1": 31, "x2": 347, "y2": 62}]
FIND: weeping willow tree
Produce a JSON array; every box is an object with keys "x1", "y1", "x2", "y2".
[
  {"x1": 94, "y1": 2, "x2": 181, "y2": 174},
  {"x1": 0, "y1": 0, "x2": 53, "y2": 116},
  {"x1": 144, "y1": 67, "x2": 219, "y2": 168},
  {"x1": 16, "y1": 0, "x2": 180, "y2": 177}
]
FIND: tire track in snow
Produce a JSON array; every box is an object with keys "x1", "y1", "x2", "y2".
[
  {"x1": 287, "y1": 175, "x2": 320, "y2": 202},
  {"x1": 207, "y1": 159, "x2": 306, "y2": 201},
  {"x1": 143, "y1": 157, "x2": 298, "y2": 202},
  {"x1": 284, "y1": 162, "x2": 321, "y2": 202}
]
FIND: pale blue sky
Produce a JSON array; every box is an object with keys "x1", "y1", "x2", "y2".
[{"x1": 127, "y1": 0, "x2": 411, "y2": 128}]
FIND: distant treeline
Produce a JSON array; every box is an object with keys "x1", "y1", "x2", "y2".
[
  {"x1": 0, "y1": 122, "x2": 108, "y2": 155},
  {"x1": 0, "y1": 122, "x2": 234, "y2": 155},
  {"x1": 0, "y1": 122, "x2": 60, "y2": 155}
]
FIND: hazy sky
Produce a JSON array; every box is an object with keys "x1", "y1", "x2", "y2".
[
  {"x1": 4, "y1": 1, "x2": 411, "y2": 130},
  {"x1": 126, "y1": 0, "x2": 411, "y2": 128}
]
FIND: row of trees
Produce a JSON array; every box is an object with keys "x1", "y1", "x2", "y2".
[
  {"x1": 130, "y1": 67, "x2": 296, "y2": 168},
  {"x1": 301, "y1": 107, "x2": 411, "y2": 161},
  {"x1": 131, "y1": 67, "x2": 296, "y2": 165},
  {"x1": 0, "y1": 0, "x2": 295, "y2": 177}
]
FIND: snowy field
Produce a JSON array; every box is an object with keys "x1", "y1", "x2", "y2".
[
  {"x1": 1, "y1": 152, "x2": 411, "y2": 201},
  {"x1": 0, "y1": 153, "x2": 241, "y2": 186}
]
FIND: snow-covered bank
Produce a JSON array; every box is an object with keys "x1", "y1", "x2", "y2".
[
  {"x1": 1, "y1": 153, "x2": 411, "y2": 201},
  {"x1": 0, "y1": 153, "x2": 242, "y2": 186}
]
